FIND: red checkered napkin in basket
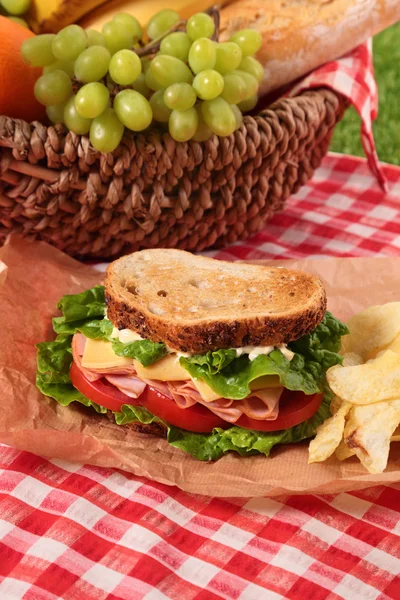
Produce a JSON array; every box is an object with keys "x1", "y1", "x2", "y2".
[{"x1": 289, "y1": 40, "x2": 387, "y2": 191}]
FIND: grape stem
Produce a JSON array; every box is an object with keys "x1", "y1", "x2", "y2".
[
  {"x1": 136, "y1": 20, "x2": 186, "y2": 57},
  {"x1": 206, "y1": 5, "x2": 221, "y2": 41},
  {"x1": 135, "y1": 5, "x2": 221, "y2": 56}
]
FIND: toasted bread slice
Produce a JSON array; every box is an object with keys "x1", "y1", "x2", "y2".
[{"x1": 105, "y1": 249, "x2": 327, "y2": 353}]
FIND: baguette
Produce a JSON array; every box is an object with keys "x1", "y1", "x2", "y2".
[
  {"x1": 105, "y1": 249, "x2": 327, "y2": 353},
  {"x1": 220, "y1": 0, "x2": 400, "y2": 96}
]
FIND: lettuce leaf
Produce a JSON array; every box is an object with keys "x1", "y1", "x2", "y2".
[
  {"x1": 52, "y1": 286, "x2": 167, "y2": 366},
  {"x1": 57, "y1": 285, "x2": 106, "y2": 322},
  {"x1": 52, "y1": 316, "x2": 114, "y2": 339},
  {"x1": 111, "y1": 339, "x2": 168, "y2": 367},
  {"x1": 113, "y1": 395, "x2": 331, "y2": 461},
  {"x1": 36, "y1": 337, "x2": 106, "y2": 414},
  {"x1": 180, "y1": 312, "x2": 348, "y2": 400}
]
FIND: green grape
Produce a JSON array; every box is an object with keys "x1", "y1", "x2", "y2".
[
  {"x1": 109, "y1": 49, "x2": 141, "y2": 86},
  {"x1": 1, "y1": 0, "x2": 30, "y2": 15},
  {"x1": 186, "y1": 13, "x2": 214, "y2": 41},
  {"x1": 230, "y1": 104, "x2": 243, "y2": 130},
  {"x1": 234, "y1": 70, "x2": 258, "y2": 99},
  {"x1": 160, "y1": 32, "x2": 191, "y2": 61},
  {"x1": 201, "y1": 97, "x2": 236, "y2": 136},
  {"x1": 114, "y1": 89, "x2": 152, "y2": 131},
  {"x1": 238, "y1": 95, "x2": 258, "y2": 112},
  {"x1": 46, "y1": 103, "x2": 65, "y2": 125},
  {"x1": 150, "y1": 90, "x2": 172, "y2": 123},
  {"x1": 132, "y1": 73, "x2": 151, "y2": 98},
  {"x1": 74, "y1": 46, "x2": 110, "y2": 83},
  {"x1": 214, "y1": 42, "x2": 242, "y2": 74},
  {"x1": 52, "y1": 25, "x2": 87, "y2": 61},
  {"x1": 145, "y1": 67, "x2": 163, "y2": 91},
  {"x1": 34, "y1": 70, "x2": 72, "y2": 106},
  {"x1": 102, "y1": 21, "x2": 133, "y2": 55},
  {"x1": 169, "y1": 107, "x2": 198, "y2": 142},
  {"x1": 21, "y1": 34, "x2": 55, "y2": 67},
  {"x1": 220, "y1": 73, "x2": 247, "y2": 104},
  {"x1": 150, "y1": 55, "x2": 192, "y2": 88},
  {"x1": 188, "y1": 37, "x2": 216, "y2": 74},
  {"x1": 86, "y1": 29, "x2": 106, "y2": 47},
  {"x1": 8, "y1": 16, "x2": 28, "y2": 27},
  {"x1": 90, "y1": 107, "x2": 124, "y2": 152},
  {"x1": 147, "y1": 9, "x2": 180, "y2": 40},
  {"x1": 229, "y1": 28, "x2": 262, "y2": 57},
  {"x1": 64, "y1": 96, "x2": 91, "y2": 134},
  {"x1": 239, "y1": 56, "x2": 264, "y2": 83},
  {"x1": 192, "y1": 105, "x2": 212, "y2": 141},
  {"x1": 193, "y1": 69, "x2": 224, "y2": 101},
  {"x1": 75, "y1": 82, "x2": 109, "y2": 119},
  {"x1": 163, "y1": 82, "x2": 196, "y2": 111},
  {"x1": 44, "y1": 60, "x2": 75, "y2": 78},
  {"x1": 112, "y1": 13, "x2": 142, "y2": 42}
]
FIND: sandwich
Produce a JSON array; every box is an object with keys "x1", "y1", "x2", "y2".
[{"x1": 36, "y1": 249, "x2": 349, "y2": 461}]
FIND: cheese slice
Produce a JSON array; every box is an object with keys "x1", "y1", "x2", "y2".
[
  {"x1": 81, "y1": 338, "x2": 133, "y2": 369},
  {"x1": 133, "y1": 355, "x2": 191, "y2": 381},
  {"x1": 191, "y1": 378, "x2": 222, "y2": 402}
]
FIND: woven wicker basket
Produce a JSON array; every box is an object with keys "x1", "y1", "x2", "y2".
[{"x1": 0, "y1": 89, "x2": 347, "y2": 259}]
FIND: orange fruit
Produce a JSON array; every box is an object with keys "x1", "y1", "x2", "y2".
[{"x1": 0, "y1": 17, "x2": 46, "y2": 122}]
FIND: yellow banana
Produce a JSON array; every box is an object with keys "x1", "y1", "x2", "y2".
[
  {"x1": 27, "y1": 0, "x2": 108, "y2": 33},
  {"x1": 80, "y1": 0, "x2": 233, "y2": 31}
]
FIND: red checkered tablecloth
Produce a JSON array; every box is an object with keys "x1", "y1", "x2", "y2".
[{"x1": 1, "y1": 152, "x2": 400, "y2": 600}]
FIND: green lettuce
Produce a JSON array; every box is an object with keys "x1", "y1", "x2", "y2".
[
  {"x1": 110, "y1": 339, "x2": 168, "y2": 367},
  {"x1": 36, "y1": 337, "x2": 106, "y2": 414},
  {"x1": 57, "y1": 285, "x2": 106, "y2": 322},
  {"x1": 52, "y1": 286, "x2": 167, "y2": 366},
  {"x1": 113, "y1": 395, "x2": 331, "y2": 461},
  {"x1": 180, "y1": 312, "x2": 348, "y2": 400}
]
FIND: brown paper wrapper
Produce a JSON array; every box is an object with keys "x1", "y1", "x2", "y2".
[{"x1": 1, "y1": 235, "x2": 399, "y2": 497}]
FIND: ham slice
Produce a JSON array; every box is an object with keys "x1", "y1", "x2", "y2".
[
  {"x1": 167, "y1": 380, "x2": 281, "y2": 423},
  {"x1": 104, "y1": 375, "x2": 146, "y2": 399},
  {"x1": 72, "y1": 333, "x2": 282, "y2": 424}
]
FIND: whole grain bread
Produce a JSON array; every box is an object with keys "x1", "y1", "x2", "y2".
[{"x1": 105, "y1": 249, "x2": 327, "y2": 353}]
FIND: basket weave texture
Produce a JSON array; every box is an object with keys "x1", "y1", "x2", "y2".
[{"x1": 0, "y1": 89, "x2": 347, "y2": 259}]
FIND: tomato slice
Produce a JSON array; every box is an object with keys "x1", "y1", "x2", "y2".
[
  {"x1": 70, "y1": 362, "x2": 323, "y2": 434},
  {"x1": 236, "y1": 389, "x2": 323, "y2": 432},
  {"x1": 70, "y1": 361, "x2": 228, "y2": 433},
  {"x1": 70, "y1": 362, "x2": 131, "y2": 412}
]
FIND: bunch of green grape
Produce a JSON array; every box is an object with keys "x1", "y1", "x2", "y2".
[
  {"x1": 21, "y1": 9, "x2": 263, "y2": 153},
  {"x1": 1, "y1": 0, "x2": 31, "y2": 27}
]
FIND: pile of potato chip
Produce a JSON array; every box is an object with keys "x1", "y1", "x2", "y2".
[{"x1": 309, "y1": 302, "x2": 400, "y2": 474}]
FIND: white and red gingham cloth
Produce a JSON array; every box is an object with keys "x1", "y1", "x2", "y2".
[
  {"x1": 1, "y1": 153, "x2": 399, "y2": 600},
  {"x1": 1, "y1": 41, "x2": 400, "y2": 600}
]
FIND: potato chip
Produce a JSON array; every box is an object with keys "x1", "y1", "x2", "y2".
[
  {"x1": 335, "y1": 441, "x2": 355, "y2": 461},
  {"x1": 385, "y1": 333, "x2": 400, "y2": 355},
  {"x1": 341, "y1": 302, "x2": 400, "y2": 360},
  {"x1": 309, "y1": 401, "x2": 351, "y2": 464},
  {"x1": 343, "y1": 400, "x2": 400, "y2": 474},
  {"x1": 342, "y1": 352, "x2": 363, "y2": 367},
  {"x1": 327, "y1": 350, "x2": 400, "y2": 405}
]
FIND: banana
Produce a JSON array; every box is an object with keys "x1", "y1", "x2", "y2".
[
  {"x1": 27, "y1": 0, "x2": 107, "y2": 33},
  {"x1": 79, "y1": 0, "x2": 233, "y2": 31}
]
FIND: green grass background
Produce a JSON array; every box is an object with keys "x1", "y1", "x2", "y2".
[{"x1": 330, "y1": 22, "x2": 400, "y2": 165}]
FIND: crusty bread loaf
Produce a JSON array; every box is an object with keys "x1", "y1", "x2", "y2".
[
  {"x1": 220, "y1": 0, "x2": 400, "y2": 96},
  {"x1": 105, "y1": 249, "x2": 327, "y2": 353}
]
